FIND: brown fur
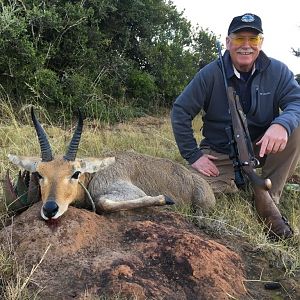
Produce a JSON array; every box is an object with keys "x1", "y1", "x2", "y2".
[{"x1": 9, "y1": 150, "x2": 215, "y2": 219}]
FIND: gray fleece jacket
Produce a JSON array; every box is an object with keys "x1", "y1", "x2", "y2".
[{"x1": 171, "y1": 50, "x2": 300, "y2": 164}]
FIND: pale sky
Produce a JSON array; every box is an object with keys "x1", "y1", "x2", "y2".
[{"x1": 172, "y1": 0, "x2": 300, "y2": 75}]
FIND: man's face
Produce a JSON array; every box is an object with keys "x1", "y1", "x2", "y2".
[{"x1": 226, "y1": 31, "x2": 263, "y2": 72}]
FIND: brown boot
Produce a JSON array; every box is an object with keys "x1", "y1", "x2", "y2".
[{"x1": 253, "y1": 186, "x2": 293, "y2": 240}]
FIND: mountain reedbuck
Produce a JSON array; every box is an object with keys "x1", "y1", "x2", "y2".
[{"x1": 6, "y1": 109, "x2": 215, "y2": 221}]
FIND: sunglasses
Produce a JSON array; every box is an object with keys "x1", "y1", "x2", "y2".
[{"x1": 229, "y1": 35, "x2": 263, "y2": 47}]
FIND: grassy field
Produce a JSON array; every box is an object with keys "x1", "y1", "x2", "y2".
[{"x1": 0, "y1": 101, "x2": 300, "y2": 299}]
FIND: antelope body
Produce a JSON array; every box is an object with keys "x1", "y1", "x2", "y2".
[{"x1": 7, "y1": 109, "x2": 215, "y2": 220}]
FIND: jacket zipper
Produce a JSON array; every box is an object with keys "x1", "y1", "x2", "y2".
[{"x1": 252, "y1": 87, "x2": 259, "y2": 116}]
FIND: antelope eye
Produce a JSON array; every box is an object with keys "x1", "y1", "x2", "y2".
[{"x1": 71, "y1": 171, "x2": 81, "y2": 179}]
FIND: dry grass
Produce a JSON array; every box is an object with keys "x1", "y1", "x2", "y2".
[{"x1": 0, "y1": 101, "x2": 300, "y2": 298}]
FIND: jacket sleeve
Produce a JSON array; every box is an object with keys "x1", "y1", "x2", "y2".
[
  {"x1": 271, "y1": 63, "x2": 300, "y2": 135},
  {"x1": 171, "y1": 70, "x2": 208, "y2": 164}
]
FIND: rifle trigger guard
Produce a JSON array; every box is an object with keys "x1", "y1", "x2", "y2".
[{"x1": 252, "y1": 157, "x2": 260, "y2": 168}]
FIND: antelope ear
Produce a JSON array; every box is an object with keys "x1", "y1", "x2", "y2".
[
  {"x1": 77, "y1": 157, "x2": 116, "y2": 173},
  {"x1": 8, "y1": 154, "x2": 40, "y2": 172}
]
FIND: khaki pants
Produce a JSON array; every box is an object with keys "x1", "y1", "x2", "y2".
[{"x1": 196, "y1": 126, "x2": 300, "y2": 203}]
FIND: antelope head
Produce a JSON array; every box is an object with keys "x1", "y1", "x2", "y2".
[{"x1": 8, "y1": 108, "x2": 115, "y2": 220}]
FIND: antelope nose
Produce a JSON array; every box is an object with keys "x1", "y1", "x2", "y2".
[{"x1": 43, "y1": 201, "x2": 59, "y2": 218}]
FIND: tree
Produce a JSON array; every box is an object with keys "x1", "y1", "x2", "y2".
[
  {"x1": 291, "y1": 25, "x2": 300, "y2": 84},
  {"x1": 291, "y1": 47, "x2": 300, "y2": 57},
  {"x1": 0, "y1": 0, "x2": 218, "y2": 121},
  {"x1": 192, "y1": 27, "x2": 218, "y2": 69}
]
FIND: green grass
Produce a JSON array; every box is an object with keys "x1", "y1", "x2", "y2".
[{"x1": 0, "y1": 100, "x2": 300, "y2": 298}]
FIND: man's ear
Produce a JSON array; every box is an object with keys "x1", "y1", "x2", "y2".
[
  {"x1": 8, "y1": 154, "x2": 40, "y2": 172},
  {"x1": 77, "y1": 157, "x2": 116, "y2": 173},
  {"x1": 226, "y1": 36, "x2": 230, "y2": 50}
]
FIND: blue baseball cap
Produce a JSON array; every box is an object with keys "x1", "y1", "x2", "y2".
[{"x1": 228, "y1": 13, "x2": 263, "y2": 35}]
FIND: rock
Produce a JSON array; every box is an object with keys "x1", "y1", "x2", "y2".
[{"x1": 0, "y1": 203, "x2": 246, "y2": 299}]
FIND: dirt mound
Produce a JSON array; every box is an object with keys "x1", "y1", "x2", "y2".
[{"x1": 0, "y1": 204, "x2": 246, "y2": 299}]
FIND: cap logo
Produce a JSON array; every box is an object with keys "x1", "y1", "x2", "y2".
[{"x1": 241, "y1": 14, "x2": 255, "y2": 23}]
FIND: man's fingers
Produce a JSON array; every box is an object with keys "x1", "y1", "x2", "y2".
[
  {"x1": 191, "y1": 154, "x2": 220, "y2": 177},
  {"x1": 272, "y1": 141, "x2": 287, "y2": 153},
  {"x1": 256, "y1": 138, "x2": 262, "y2": 146},
  {"x1": 200, "y1": 167, "x2": 219, "y2": 177},
  {"x1": 206, "y1": 155, "x2": 219, "y2": 160},
  {"x1": 272, "y1": 142, "x2": 281, "y2": 153},
  {"x1": 196, "y1": 162, "x2": 219, "y2": 177},
  {"x1": 259, "y1": 139, "x2": 268, "y2": 157},
  {"x1": 207, "y1": 163, "x2": 219, "y2": 176},
  {"x1": 256, "y1": 124, "x2": 288, "y2": 156},
  {"x1": 258, "y1": 138, "x2": 278, "y2": 157},
  {"x1": 278, "y1": 142, "x2": 287, "y2": 152},
  {"x1": 266, "y1": 140, "x2": 276, "y2": 154},
  {"x1": 199, "y1": 169, "x2": 211, "y2": 177}
]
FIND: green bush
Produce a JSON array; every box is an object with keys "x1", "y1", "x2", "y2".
[
  {"x1": 0, "y1": 0, "x2": 218, "y2": 122},
  {"x1": 127, "y1": 69, "x2": 158, "y2": 107},
  {"x1": 30, "y1": 68, "x2": 64, "y2": 105}
]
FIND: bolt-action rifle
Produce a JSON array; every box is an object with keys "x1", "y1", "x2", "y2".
[{"x1": 216, "y1": 42, "x2": 293, "y2": 239}]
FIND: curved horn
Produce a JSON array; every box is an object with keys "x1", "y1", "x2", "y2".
[
  {"x1": 63, "y1": 109, "x2": 84, "y2": 161},
  {"x1": 31, "y1": 108, "x2": 53, "y2": 162}
]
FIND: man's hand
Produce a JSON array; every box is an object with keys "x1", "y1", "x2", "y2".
[
  {"x1": 191, "y1": 154, "x2": 219, "y2": 177},
  {"x1": 256, "y1": 124, "x2": 288, "y2": 157}
]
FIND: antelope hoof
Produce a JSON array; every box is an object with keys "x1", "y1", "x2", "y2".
[{"x1": 164, "y1": 195, "x2": 175, "y2": 205}]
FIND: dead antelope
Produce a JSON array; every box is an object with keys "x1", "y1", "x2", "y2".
[{"x1": 6, "y1": 109, "x2": 215, "y2": 220}]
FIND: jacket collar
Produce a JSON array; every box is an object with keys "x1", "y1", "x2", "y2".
[{"x1": 222, "y1": 50, "x2": 271, "y2": 80}]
